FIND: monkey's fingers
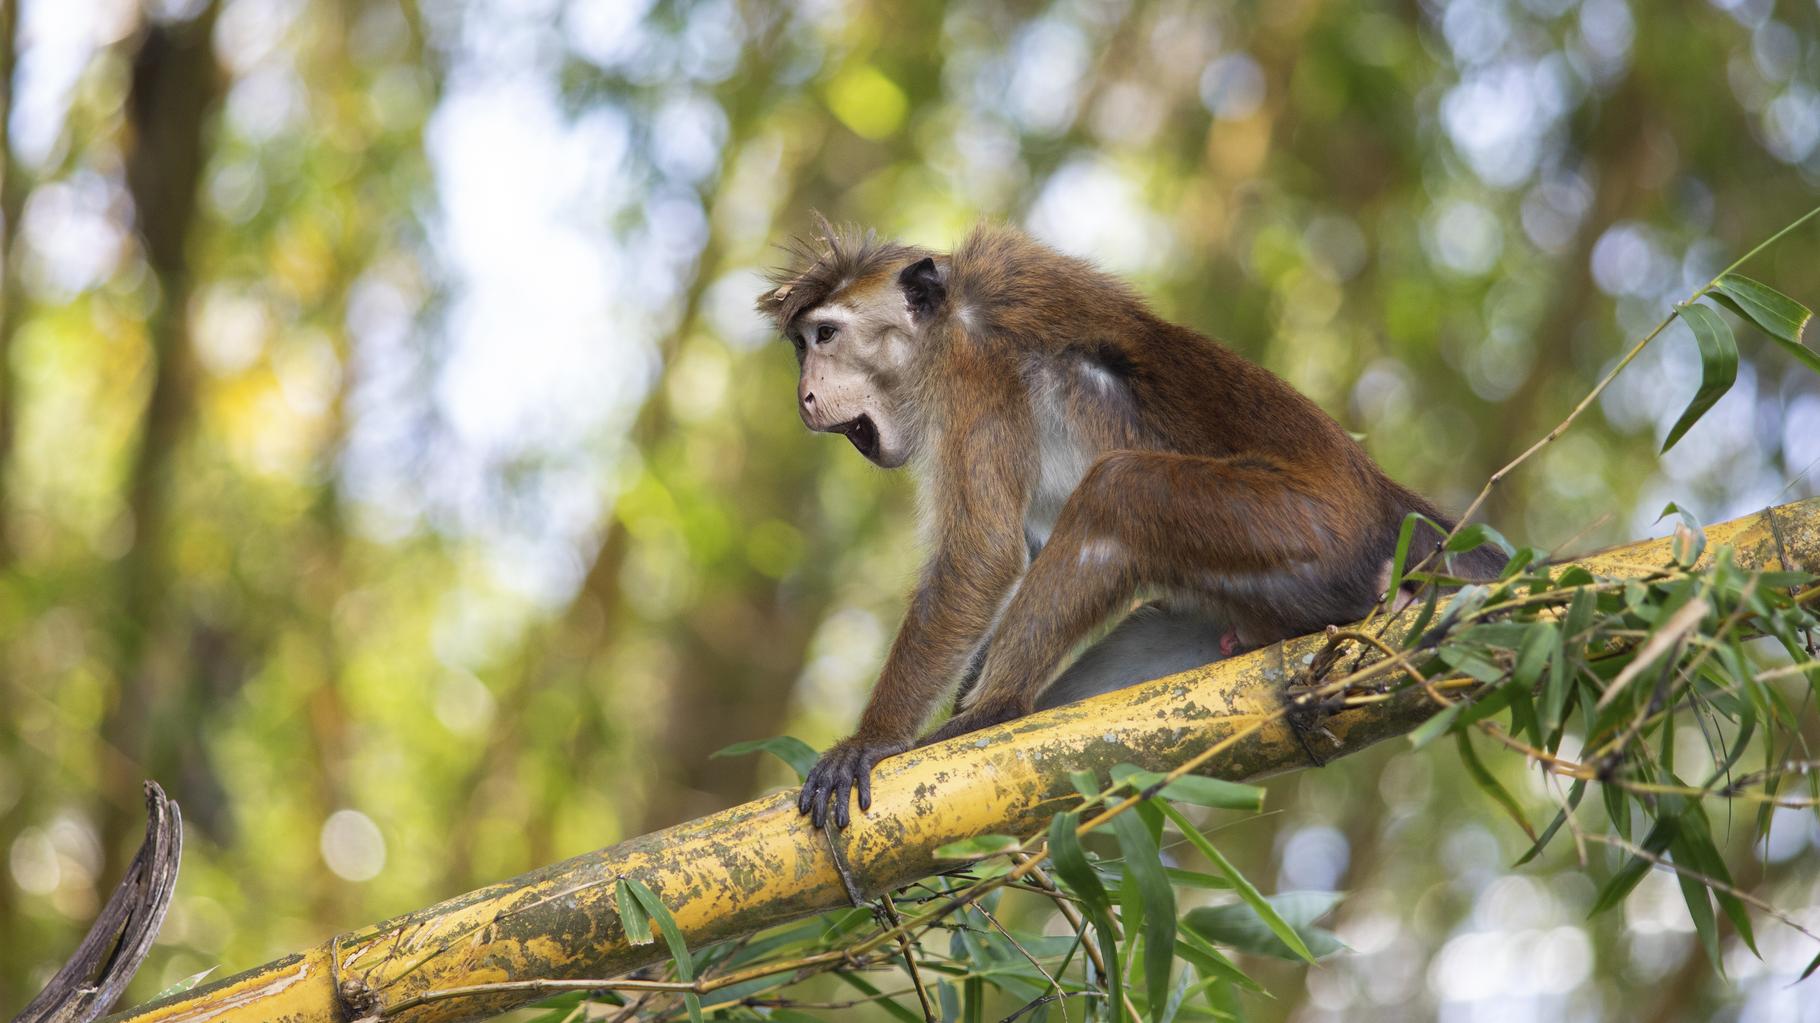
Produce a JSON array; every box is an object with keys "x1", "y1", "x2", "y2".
[
  {"x1": 802, "y1": 759, "x2": 838, "y2": 826},
  {"x1": 855, "y1": 755, "x2": 873, "y2": 812},
  {"x1": 831, "y1": 771, "x2": 852, "y2": 829}
]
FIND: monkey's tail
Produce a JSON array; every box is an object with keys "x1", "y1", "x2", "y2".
[{"x1": 1388, "y1": 486, "x2": 1510, "y2": 584}]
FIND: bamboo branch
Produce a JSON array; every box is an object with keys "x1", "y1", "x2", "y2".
[{"x1": 101, "y1": 498, "x2": 1820, "y2": 1023}]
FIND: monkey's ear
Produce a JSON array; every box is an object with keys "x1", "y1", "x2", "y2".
[{"x1": 898, "y1": 257, "x2": 946, "y2": 319}]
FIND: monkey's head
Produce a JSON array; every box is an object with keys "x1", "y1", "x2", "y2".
[{"x1": 757, "y1": 223, "x2": 944, "y2": 469}]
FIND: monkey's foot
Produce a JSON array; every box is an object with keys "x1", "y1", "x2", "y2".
[
  {"x1": 916, "y1": 700, "x2": 1026, "y2": 748},
  {"x1": 799, "y1": 734, "x2": 911, "y2": 829},
  {"x1": 1219, "y1": 630, "x2": 1247, "y2": 657}
]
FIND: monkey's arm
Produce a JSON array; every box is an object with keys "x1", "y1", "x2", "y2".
[
  {"x1": 922, "y1": 450, "x2": 1347, "y2": 745},
  {"x1": 800, "y1": 396, "x2": 1033, "y2": 828}
]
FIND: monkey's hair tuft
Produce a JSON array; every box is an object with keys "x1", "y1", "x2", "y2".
[{"x1": 757, "y1": 213, "x2": 932, "y2": 330}]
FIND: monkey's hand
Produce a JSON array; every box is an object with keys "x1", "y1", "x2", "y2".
[
  {"x1": 799, "y1": 734, "x2": 911, "y2": 829},
  {"x1": 915, "y1": 698, "x2": 1027, "y2": 748}
]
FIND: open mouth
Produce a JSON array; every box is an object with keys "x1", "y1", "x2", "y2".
[{"x1": 830, "y1": 415, "x2": 880, "y2": 461}]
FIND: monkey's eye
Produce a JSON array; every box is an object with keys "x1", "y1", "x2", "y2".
[{"x1": 816, "y1": 323, "x2": 837, "y2": 344}]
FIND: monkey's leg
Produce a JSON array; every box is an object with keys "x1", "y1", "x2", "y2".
[
  {"x1": 1033, "y1": 602, "x2": 1229, "y2": 712},
  {"x1": 920, "y1": 450, "x2": 1347, "y2": 745}
]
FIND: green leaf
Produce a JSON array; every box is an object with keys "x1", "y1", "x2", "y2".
[
  {"x1": 1675, "y1": 853, "x2": 1722, "y2": 971},
  {"x1": 1540, "y1": 624, "x2": 1571, "y2": 736},
  {"x1": 1162, "y1": 868, "x2": 1235, "y2": 891},
  {"x1": 1515, "y1": 778, "x2": 1585, "y2": 867},
  {"x1": 1444, "y1": 523, "x2": 1516, "y2": 558},
  {"x1": 1591, "y1": 817, "x2": 1677, "y2": 916},
  {"x1": 1110, "y1": 764, "x2": 1266, "y2": 811},
  {"x1": 1662, "y1": 302, "x2": 1739, "y2": 452},
  {"x1": 1512, "y1": 623, "x2": 1553, "y2": 694},
  {"x1": 153, "y1": 968, "x2": 218, "y2": 1000},
  {"x1": 1385, "y1": 513, "x2": 1422, "y2": 602},
  {"x1": 833, "y1": 971, "x2": 923, "y2": 1023},
  {"x1": 622, "y1": 878, "x2": 702, "y2": 1023},
  {"x1": 1048, "y1": 811, "x2": 1123, "y2": 1015},
  {"x1": 935, "y1": 834, "x2": 1022, "y2": 860},
  {"x1": 1173, "y1": 929, "x2": 1263, "y2": 994},
  {"x1": 1070, "y1": 769, "x2": 1102, "y2": 801},
  {"x1": 1456, "y1": 731, "x2": 1536, "y2": 841},
  {"x1": 1712, "y1": 273, "x2": 1820, "y2": 375},
  {"x1": 1406, "y1": 702, "x2": 1464, "y2": 750},
  {"x1": 1182, "y1": 892, "x2": 1346, "y2": 962},
  {"x1": 711, "y1": 735, "x2": 819, "y2": 780},
  {"x1": 1671, "y1": 806, "x2": 1759, "y2": 956},
  {"x1": 1113, "y1": 808, "x2": 1177, "y2": 1018},
  {"x1": 1156, "y1": 802, "x2": 1316, "y2": 963},
  {"x1": 614, "y1": 879, "x2": 654, "y2": 946}
]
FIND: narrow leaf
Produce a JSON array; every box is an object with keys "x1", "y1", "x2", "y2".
[
  {"x1": 833, "y1": 972, "x2": 923, "y2": 1023},
  {"x1": 1048, "y1": 811, "x2": 1123, "y2": 1015},
  {"x1": 1182, "y1": 892, "x2": 1346, "y2": 962},
  {"x1": 1456, "y1": 731, "x2": 1536, "y2": 841},
  {"x1": 1112, "y1": 809, "x2": 1177, "y2": 1017},
  {"x1": 935, "y1": 834, "x2": 1022, "y2": 861},
  {"x1": 614, "y1": 879, "x2": 654, "y2": 946},
  {"x1": 711, "y1": 736, "x2": 819, "y2": 781},
  {"x1": 1111, "y1": 764, "x2": 1266, "y2": 811},
  {"x1": 1174, "y1": 929, "x2": 1263, "y2": 993},
  {"x1": 1595, "y1": 597, "x2": 1710, "y2": 711},
  {"x1": 1157, "y1": 802, "x2": 1315, "y2": 963},
  {"x1": 623, "y1": 878, "x2": 702, "y2": 1023},
  {"x1": 1712, "y1": 274, "x2": 1820, "y2": 375},
  {"x1": 1515, "y1": 779, "x2": 1585, "y2": 867},
  {"x1": 1662, "y1": 302, "x2": 1739, "y2": 452},
  {"x1": 1406, "y1": 702, "x2": 1464, "y2": 750}
]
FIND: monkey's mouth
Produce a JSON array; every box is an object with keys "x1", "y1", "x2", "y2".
[{"x1": 831, "y1": 415, "x2": 881, "y2": 461}]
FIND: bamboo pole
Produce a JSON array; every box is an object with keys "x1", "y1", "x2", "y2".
[{"x1": 102, "y1": 498, "x2": 1820, "y2": 1023}]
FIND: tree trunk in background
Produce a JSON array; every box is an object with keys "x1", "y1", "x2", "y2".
[{"x1": 100, "y1": 1, "x2": 224, "y2": 884}]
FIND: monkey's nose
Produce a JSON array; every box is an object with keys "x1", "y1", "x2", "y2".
[{"x1": 802, "y1": 391, "x2": 815, "y2": 405}]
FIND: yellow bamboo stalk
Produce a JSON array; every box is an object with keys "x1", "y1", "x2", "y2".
[{"x1": 103, "y1": 499, "x2": 1820, "y2": 1023}]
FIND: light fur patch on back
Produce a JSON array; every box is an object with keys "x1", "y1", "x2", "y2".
[{"x1": 1026, "y1": 367, "x2": 1094, "y2": 547}]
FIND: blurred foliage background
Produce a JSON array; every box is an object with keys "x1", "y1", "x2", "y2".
[{"x1": 2, "y1": 0, "x2": 1820, "y2": 1019}]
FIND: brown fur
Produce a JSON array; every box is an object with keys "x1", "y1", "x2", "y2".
[{"x1": 759, "y1": 222, "x2": 1503, "y2": 827}]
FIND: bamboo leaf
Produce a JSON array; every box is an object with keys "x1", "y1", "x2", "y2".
[
  {"x1": 1662, "y1": 303, "x2": 1739, "y2": 452},
  {"x1": 1173, "y1": 929, "x2": 1263, "y2": 994},
  {"x1": 1157, "y1": 802, "x2": 1316, "y2": 963},
  {"x1": 614, "y1": 879, "x2": 654, "y2": 946},
  {"x1": 711, "y1": 736, "x2": 819, "y2": 780},
  {"x1": 1444, "y1": 522, "x2": 1515, "y2": 557},
  {"x1": 1456, "y1": 731, "x2": 1536, "y2": 841},
  {"x1": 1112, "y1": 807, "x2": 1177, "y2": 1018},
  {"x1": 623, "y1": 878, "x2": 702, "y2": 1023},
  {"x1": 833, "y1": 971, "x2": 923, "y2": 1023},
  {"x1": 1515, "y1": 779, "x2": 1585, "y2": 867},
  {"x1": 935, "y1": 835, "x2": 1022, "y2": 861},
  {"x1": 1181, "y1": 892, "x2": 1346, "y2": 962},
  {"x1": 1591, "y1": 817, "x2": 1677, "y2": 916},
  {"x1": 1385, "y1": 512, "x2": 1420, "y2": 600},
  {"x1": 1164, "y1": 868, "x2": 1236, "y2": 890},
  {"x1": 1111, "y1": 764, "x2": 1266, "y2": 811},
  {"x1": 1540, "y1": 625, "x2": 1571, "y2": 736},
  {"x1": 1595, "y1": 596, "x2": 1710, "y2": 711},
  {"x1": 1048, "y1": 811, "x2": 1123, "y2": 1015},
  {"x1": 152, "y1": 969, "x2": 217, "y2": 1000},
  {"x1": 1712, "y1": 273, "x2": 1820, "y2": 375},
  {"x1": 1406, "y1": 702, "x2": 1464, "y2": 750}
]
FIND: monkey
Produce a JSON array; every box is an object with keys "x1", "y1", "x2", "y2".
[{"x1": 756, "y1": 222, "x2": 1507, "y2": 828}]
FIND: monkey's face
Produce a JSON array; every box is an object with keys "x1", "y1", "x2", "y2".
[{"x1": 782, "y1": 278, "x2": 921, "y2": 469}]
